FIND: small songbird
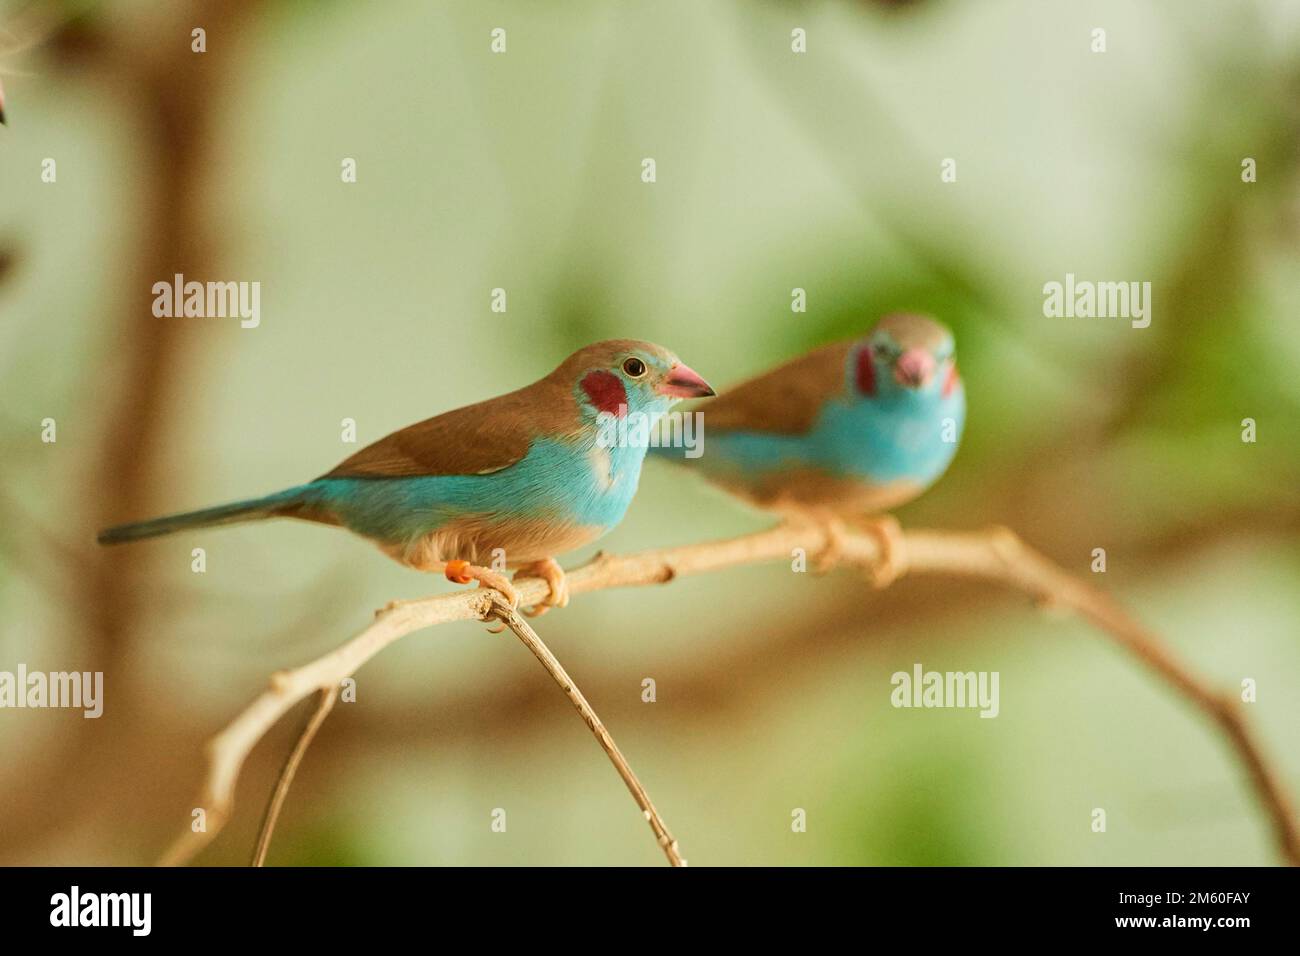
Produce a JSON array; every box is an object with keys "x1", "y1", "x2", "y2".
[
  {"x1": 654, "y1": 314, "x2": 964, "y2": 583},
  {"x1": 99, "y1": 340, "x2": 715, "y2": 612}
]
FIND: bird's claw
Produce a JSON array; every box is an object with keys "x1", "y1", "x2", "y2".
[
  {"x1": 856, "y1": 514, "x2": 908, "y2": 588},
  {"x1": 514, "y1": 558, "x2": 570, "y2": 617},
  {"x1": 376, "y1": 560, "x2": 523, "y2": 627},
  {"x1": 779, "y1": 511, "x2": 848, "y2": 575},
  {"x1": 812, "y1": 516, "x2": 849, "y2": 575},
  {"x1": 444, "y1": 560, "x2": 520, "y2": 631}
]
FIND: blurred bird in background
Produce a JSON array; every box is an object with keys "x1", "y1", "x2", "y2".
[
  {"x1": 655, "y1": 314, "x2": 964, "y2": 584},
  {"x1": 99, "y1": 340, "x2": 714, "y2": 613}
]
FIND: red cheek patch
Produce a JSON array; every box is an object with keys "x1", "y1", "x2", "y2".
[
  {"x1": 943, "y1": 361, "x2": 960, "y2": 398},
  {"x1": 581, "y1": 370, "x2": 628, "y2": 416},
  {"x1": 855, "y1": 349, "x2": 877, "y2": 396}
]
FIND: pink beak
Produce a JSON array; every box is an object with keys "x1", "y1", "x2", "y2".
[
  {"x1": 657, "y1": 362, "x2": 715, "y2": 398},
  {"x1": 893, "y1": 349, "x2": 936, "y2": 389}
]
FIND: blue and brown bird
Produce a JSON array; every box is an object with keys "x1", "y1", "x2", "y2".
[
  {"x1": 654, "y1": 314, "x2": 964, "y2": 583},
  {"x1": 99, "y1": 340, "x2": 715, "y2": 612}
]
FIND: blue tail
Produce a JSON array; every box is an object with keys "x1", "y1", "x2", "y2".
[{"x1": 97, "y1": 486, "x2": 316, "y2": 545}]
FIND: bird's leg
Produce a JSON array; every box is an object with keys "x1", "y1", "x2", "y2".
[
  {"x1": 373, "y1": 559, "x2": 521, "y2": 622},
  {"x1": 444, "y1": 559, "x2": 521, "y2": 608},
  {"x1": 513, "y1": 557, "x2": 570, "y2": 618},
  {"x1": 777, "y1": 507, "x2": 848, "y2": 574},
  {"x1": 812, "y1": 513, "x2": 849, "y2": 575},
  {"x1": 854, "y1": 514, "x2": 908, "y2": 588}
]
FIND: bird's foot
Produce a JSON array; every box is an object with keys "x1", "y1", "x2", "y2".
[
  {"x1": 514, "y1": 557, "x2": 570, "y2": 618},
  {"x1": 445, "y1": 560, "x2": 520, "y2": 609},
  {"x1": 811, "y1": 515, "x2": 850, "y2": 574},
  {"x1": 855, "y1": 514, "x2": 908, "y2": 588},
  {"x1": 779, "y1": 511, "x2": 849, "y2": 575}
]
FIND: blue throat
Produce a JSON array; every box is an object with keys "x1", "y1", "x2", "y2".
[{"x1": 696, "y1": 381, "x2": 965, "y2": 490}]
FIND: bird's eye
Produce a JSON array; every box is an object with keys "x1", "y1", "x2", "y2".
[
  {"x1": 622, "y1": 357, "x2": 647, "y2": 378},
  {"x1": 872, "y1": 343, "x2": 895, "y2": 361}
]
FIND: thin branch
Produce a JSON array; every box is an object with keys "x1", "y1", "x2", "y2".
[
  {"x1": 157, "y1": 523, "x2": 1299, "y2": 867},
  {"x1": 250, "y1": 685, "x2": 338, "y2": 867},
  {"x1": 903, "y1": 525, "x2": 1300, "y2": 866},
  {"x1": 492, "y1": 603, "x2": 684, "y2": 866},
  {"x1": 242, "y1": 610, "x2": 684, "y2": 867}
]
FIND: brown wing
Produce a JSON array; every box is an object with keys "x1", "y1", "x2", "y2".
[
  {"x1": 697, "y1": 340, "x2": 854, "y2": 437},
  {"x1": 322, "y1": 379, "x2": 575, "y2": 479}
]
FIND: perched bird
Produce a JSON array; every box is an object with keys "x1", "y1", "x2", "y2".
[
  {"x1": 654, "y1": 313, "x2": 964, "y2": 583},
  {"x1": 99, "y1": 340, "x2": 715, "y2": 612}
]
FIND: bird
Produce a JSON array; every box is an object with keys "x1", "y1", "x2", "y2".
[
  {"x1": 652, "y1": 313, "x2": 964, "y2": 584},
  {"x1": 99, "y1": 340, "x2": 715, "y2": 613}
]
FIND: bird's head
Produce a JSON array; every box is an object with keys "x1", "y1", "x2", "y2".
[
  {"x1": 558, "y1": 339, "x2": 715, "y2": 422},
  {"x1": 850, "y1": 313, "x2": 959, "y2": 401}
]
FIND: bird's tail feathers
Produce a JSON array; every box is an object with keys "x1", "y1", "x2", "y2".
[{"x1": 97, "y1": 486, "x2": 315, "y2": 545}]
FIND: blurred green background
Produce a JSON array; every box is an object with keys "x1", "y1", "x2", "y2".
[{"x1": 1, "y1": 0, "x2": 1298, "y2": 866}]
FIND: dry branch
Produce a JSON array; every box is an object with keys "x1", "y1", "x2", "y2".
[
  {"x1": 493, "y1": 606, "x2": 684, "y2": 866},
  {"x1": 250, "y1": 685, "x2": 338, "y2": 867},
  {"x1": 157, "y1": 523, "x2": 1299, "y2": 867}
]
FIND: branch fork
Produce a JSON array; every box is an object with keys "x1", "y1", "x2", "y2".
[{"x1": 158, "y1": 523, "x2": 1298, "y2": 867}]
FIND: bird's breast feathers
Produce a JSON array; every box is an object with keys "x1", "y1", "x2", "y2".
[
  {"x1": 693, "y1": 380, "x2": 964, "y2": 512},
  {"x1": 322, "y1": 429, "x2": 645, "y2": 569}
]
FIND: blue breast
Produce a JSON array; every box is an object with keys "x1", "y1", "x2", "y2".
[
  {"x1": 306, "y1": 435, "x2": 648, "y2": 544},
  {"x1": 701, "y1": 385, "x2": 965, "y2": 491},
  {"x1": 813, "y1": 386, "x2": 965, "y2": 484}
]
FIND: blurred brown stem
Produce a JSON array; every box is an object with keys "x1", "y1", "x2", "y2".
[
  {"x1": 157, "y1": 523, "x2": 1299, "y2": 867},
  {"x1": 0, "y1": 0, "x2": 266, "y2": 863}
]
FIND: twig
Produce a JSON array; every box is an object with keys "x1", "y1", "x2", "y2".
[
  {"x1": 901, "y1": 525, "x2": 1299, "y2": 866},
  {"x1": 250, "y1": 685, "x2": 338, "y2": 867},
  {"x1": 157, "y1": 523, "x2": 1299, "y2": 867},
  {"x1": 243, "y1": 608, "x2": 684, "y2": 867},
  {"x1": 492, "y1": 603, "x2": 684, "y2": 866}
]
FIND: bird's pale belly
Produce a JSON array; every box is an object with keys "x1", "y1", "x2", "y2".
[
  {"x1": 382, "y1": 513, "x2": 609, "y2": 570},
  {"x1": 721, "y1": 467, "x2": 923, "y2": 516}
]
